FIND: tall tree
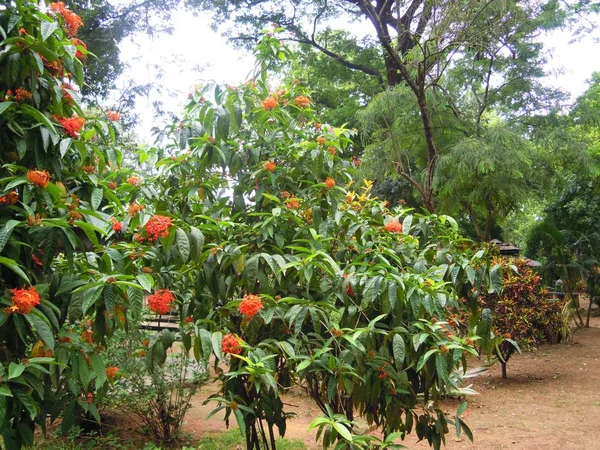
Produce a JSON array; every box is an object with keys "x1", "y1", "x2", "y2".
[{"x1": 188, "y1": 0, "x2": 571, "y2": 212}]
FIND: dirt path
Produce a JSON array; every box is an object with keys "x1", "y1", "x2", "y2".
[{"x1": 184, "y1": 318, "x2": 600, "y2": 449}]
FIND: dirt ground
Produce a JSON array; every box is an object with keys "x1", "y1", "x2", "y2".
[{"x1": 183, "y1": 315, "x2": 600, "y2": 450}]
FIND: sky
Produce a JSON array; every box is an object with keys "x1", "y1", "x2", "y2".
[{"x1": 117, "y1": 9, "x2": 600, "y2": 143}]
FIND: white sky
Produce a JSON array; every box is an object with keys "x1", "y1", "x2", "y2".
[{"x1": 117, "y1": 9, "x2": 599, "y2": 143}]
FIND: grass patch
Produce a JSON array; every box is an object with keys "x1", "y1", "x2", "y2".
[{"x1": 193, "y1": 429, "x2": 307, "y2": 450}]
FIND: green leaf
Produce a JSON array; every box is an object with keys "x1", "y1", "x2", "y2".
[
  {"x1": 392, "y1": 334, "x2": 405, "y2": 368},
  {"x1": 0, "y1": 101, "x2": 13, "y2": 115},
  {"x1": 20, "y1": 104, "x2": 57, "y2": 134},
  {"x1": 25, "y1": 311, "x2": 55, "y2": 351},
  {"x1": 0, "y1": 219, "x2": 21, "y2": 253},
  {"x1": 0, "y1": 256, "x2": 29, "y2": 283},
  {"x1": 82, "y1": 285, "x2": 103, "y2": 315},
  {"x1": 136, "y1": 273, "x2": 154, "y2": 292},
  {"x1": 176, "y1": 228, "x2": 190, "y2": 263},
  {"x1": 91, "y1": 187, "x2": 103, "y2": 210},
  {"x1": 40, "y1": 21, "x2": 58, "y2": 41},
  {"x1": 212, "y1": 331, "x2": 223, "y2": 360},
  {"x1": 14, "y1": 390, "x2": 37, "y2": 420},
  {"x1": 8, "y1": 362, "x2": 25, "y2": 380},
  {"x1": 332, "y1": 422, "x2": 353, "y2": 442}
]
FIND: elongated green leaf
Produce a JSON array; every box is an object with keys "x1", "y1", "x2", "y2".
[
  {"x1": 91, "y1": 187, "x2": 103, "y2": 210},
  {"x1": 176, "y1": 228, "x2": 190, "y2": 263},
  {"x1": 392, "y1": 334, "x2": 405, "y2": 368},
  {"x1": 0, "y1": 219, "x2": 20, "y2": 253},
  {"x1": 25, "y1": 311, "x2": 55, "y2": 351},
  {"x1": 0, "y1": 101, "x2": 13, "y2": 115}
]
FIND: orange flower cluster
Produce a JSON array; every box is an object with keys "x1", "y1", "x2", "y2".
[
  {"x1": 286, "y1": 197, "x2": 300, "y2": 209},
  {"x1": 384, "y1": 219, "x2": 403, "y2": 233},
  {"x1": 343, "y1": 273, "x2": 354, "y2": 296},
  {"x1": 14, "y1": 88, "x2": 32, "y2": 103},
  {"x1": 264, "y1": 161, "x2": 276, "y2": 172},
  {"x1": 107, "y1": 110, "x2": 121, "y2": 121},
  {"x1": 27, "y1": 170, "x2": 50, "y2": 188},
  {"x1": 317, "y1": 136, "x2": 326, "y2": 145},
  {"x1": 50, "y1": 2, "x2": 83, "y2": 37},
  {"x1": 294, "y1": 96, "x2": 310, "y2": 108},
  {"x1": 127, "y1": 175, "x2": 140, "y2": 186},
  {"x1": 0, "y1": 191, "x2": 19, "y2": 205},
  {"x1": 280, "y1": 191, "x2": 290, "y2": 200},
  {"x1": 72, "y1": 38, "x2": 87, "y2": 58},
  {"x1": 144, "y1": 215, "x2": 172, "y2": 241},
  {"x1": 222, "y1": 334, "x2": 243, "y2": 355},
  {"x1": 111, "y1": 218, "x2": 122, "y2": 233},
  {"x1": 238, "y1": 294, "x2": 263, "y2": 319},
  {"x1": 106, "y1": 366, "x2": 119, "y2": 379},
  {"x1": 262, "y1": 96, "x2": 278, "y2": 110},
  {"x1": 108, "y1": 181, "x2": 118, "y2": 190},
  {"x1": 127, "y1": 201, "x2": 144, "y2": 216},
  {"x1": 57, "y1": 116, "x2": 85, "y2": 138},
  {"x1": 327, "y1": 146, "x2": 336, "y2": 156},
  {"x1": 324, "y1": 177, "x2": 336, "y2": 189},
  {"x1": 147, "y1": 289, "x2": 175, "y2": 315},
  {"x1": 81, "y1": 165, "x2": 95, "y2": 174},
  {"x1": 6, "y1": 286, "x2": 40, "y2": 314}
]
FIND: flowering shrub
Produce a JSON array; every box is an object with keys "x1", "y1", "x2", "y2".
[
  {"x1": 140, "y1": 30, "x2": 501, "y2": 450},
  {"x1": 478, "y1": 258, "x2": 564, "y2": 378}
]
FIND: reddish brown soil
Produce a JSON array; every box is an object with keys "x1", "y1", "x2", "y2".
[{"x1": 184, "y1": 316, "x2": 600, "y2": 450}]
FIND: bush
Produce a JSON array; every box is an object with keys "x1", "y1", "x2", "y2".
[
  {"x1": 478, "y1": 258, "x2": 564, "y2": 378},
  {"x1": 104, "y1": 328, "x2": 206, "y2": 443}
]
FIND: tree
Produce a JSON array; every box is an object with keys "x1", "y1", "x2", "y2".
[{"x1": 188, "y1": 0, "x2": 570, "y2": 212}]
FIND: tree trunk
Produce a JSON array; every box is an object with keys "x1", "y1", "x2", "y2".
[
  {"x1": 501, "y1": 361, "x2": 507, "y2": 379},
  {"x1": 586, "y1": 294, "x2": 594, "y2": 328}
]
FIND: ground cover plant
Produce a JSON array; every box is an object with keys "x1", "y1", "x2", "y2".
[{"x1": 0, "y1": 3, "x2": 513, "y2": 450}]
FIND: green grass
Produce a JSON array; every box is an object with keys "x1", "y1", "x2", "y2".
[
  {"x1": 24, "y1": 428, "x2": 307, "y2": 450},
  {"x1": 192, "y1": 429, "x2": 307, "y2": 450}
]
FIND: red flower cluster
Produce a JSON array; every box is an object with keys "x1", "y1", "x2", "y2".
[
  {"x1": 144, "y1": 215, "x2": 172, "y2": 241},
  {"x1": 57, "y1": 116, "x2": 85, "y2": 138},
  {"x1": 27, "y1": 170, "x2": 50, "y2": 188},
  {"x1": 285, "y1": 197, "x2": 300, "y2": 209},
  {"x1": 14, "y1": 88, "x2": 32, "y2": 103},
  {"x1": 384, "y1": 219, "x2": 403, "y2": 233},
  {"x1": 50, "y1": 2, "x2": 83, "y2": 37},
  {"x1": 238, "y1": 294, "x2": 263, "y2": 319},
  {"x1": 107, "y1": 110, "x2": 121, "y2": 121},
  {"x1": 147, "y1": 289, "x2": 175, "y2": 315},
  {"x1": 264, "y1": 161, "x2": 276, "y2": 172},
  {"x1": 128, "y1": 201, "x2": 145, "y2": 216},
  {"x1": 294, "y1": 96, "x2": 310, "y2": 108},
  {"x1": 127, "y1": 175, "x2": 140, "y2": 186},
  {"x1": 106, "y1": 366, "x2": 119, "y2": 379},
  {"x1": 7, "y1": 286, "x2": 40, "y2": 314},
  {"x1": 184, "y1": 316, "x2": 194, "y2": 323},
  {"x1": 0, "y1": 191, "x2": 19, "y2": 205},
  {"x1": 324, "y1": 177, "x2": 336, "y2": 189},
  {"x1": 222, "y1": 334, "x2": 243, "y2": 355},
  {"x1": 262, "y1": 96, "x2": 278, "y2": 110},
  {"x1": 111, "y1": 218, "x2": 122, "y2": 233}
]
